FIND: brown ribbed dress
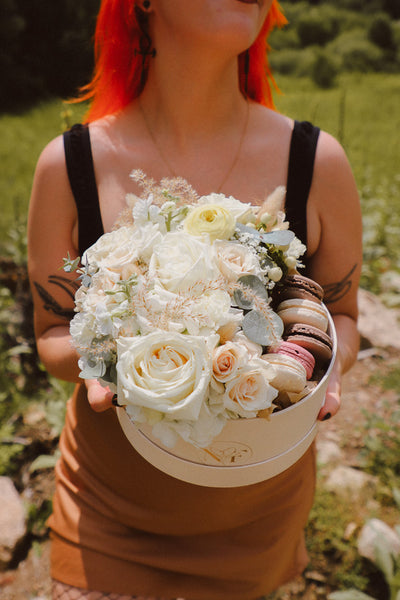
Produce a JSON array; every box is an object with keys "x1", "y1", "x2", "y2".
[{"x1": 49, "y1": 121, "x2": 321, "y2": 600}]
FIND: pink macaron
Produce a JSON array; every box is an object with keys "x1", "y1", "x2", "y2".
[
  {"x1": 270, "y1": 341, "x2": 315, "y2": 380},
  {"x1": 284, "y1": 323, "x2": 333, "y2": 367}
]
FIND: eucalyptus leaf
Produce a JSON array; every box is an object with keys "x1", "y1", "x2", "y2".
[
  {"x1": 328, "y1": 591, "x2": 377, "y2": 600},
  {"x1": 242, "y1": 309, "x2": 284, "y2": 346},
  {"x1": 233, "y1": 275, "x2": 268, "y2": 309},
  {"x1": 261, "y1": 230, "x2": 295, "y2": 246},
  {"x1": 235, "y1": 223, "x2": 263, "y2": 238}
]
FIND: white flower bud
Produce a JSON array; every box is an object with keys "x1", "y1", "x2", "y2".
[
  {"x1": 260, "y1": 212, "x2": 274, "y2": 227},
  {"x1": 268, "y1": 267, "x2": 283, "y2": 282},
  {"x1": 285, "y1": 256, "x2": 298, "y2": 269}
]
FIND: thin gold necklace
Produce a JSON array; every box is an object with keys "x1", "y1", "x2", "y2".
[{"x1": 139, "y1": 100, "x2": 250, "y2": 193}]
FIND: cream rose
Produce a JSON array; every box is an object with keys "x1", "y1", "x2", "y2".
[
  {"x1": 223, "y1": 359, "x2": 278, "y2": 418},
  {"x1": 214, "y1": 240, "x2": 263, "y2": 283},
  {"x1": 148, "y1": 231, "x2": 218, "y2": 293},
  {"x1": 116, "y1": 331, "x2": 212, "y2": 421},
  {"x1": 212, "y1": 341, "x2": 248, "y2": 383},
  {"x1": 198, "y1": 193, "x2": 254, "y2": 224},
  {"x1": 183, "y1": 204, "x2": 236, "y2": 241}
]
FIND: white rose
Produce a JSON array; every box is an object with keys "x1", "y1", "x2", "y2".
[
  {"x1": 223, "y1": 359, "x2": 278, "y2": 418},
  {"x1": 148, "y1": 231, "x2": 218, "y2": 293},
  {"x1": 116, "y1": 331, "x2": 212, "y2": 421},
  {"x1": 198, "y1": 193, "x2": 254, "y2": 224},
  {"x1": 151, "y1": 402, "x2": 227, "y2": 448},
  {"x1": 83, "y1": 223, "x2": 163, "y2": 277},
  {"x1": 214, "y1": 240, "x2": 263, "y2": 283}
]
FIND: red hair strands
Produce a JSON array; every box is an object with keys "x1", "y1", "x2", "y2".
[{"x1": 81, "y1": 0, "x2": 287, "y2": 122}]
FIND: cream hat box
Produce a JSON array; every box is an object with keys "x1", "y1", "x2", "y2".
[{"x1": 117, "y1": 311, "x2": 337, "y2": 488}]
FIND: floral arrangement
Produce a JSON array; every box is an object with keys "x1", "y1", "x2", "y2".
[{"x1": 65, "y1": 172, "x2": 307, "y2": 448}]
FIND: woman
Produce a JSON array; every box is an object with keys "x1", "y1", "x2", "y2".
[{"x1": 28, "y1": 1, "x2": 362, "y2": 599}]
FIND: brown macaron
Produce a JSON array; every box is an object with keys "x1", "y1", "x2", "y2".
[
  {"x1": 276, "y1": 274, "x2": 324, "y2": 304},
  {"x1": 283, "y1": 322, "x2": 333, "y2": 367}
]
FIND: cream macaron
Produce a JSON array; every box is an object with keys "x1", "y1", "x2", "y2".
[
  {"x1": 276, "y1": 298, "x2": 329, "y2": 332},
  {"x1": 262, "y1": 353, "x2": 307, "y2": 394}
]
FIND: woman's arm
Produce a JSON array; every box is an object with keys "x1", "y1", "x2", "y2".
[
  {"x1": 28, "y1": 135, "x2": 116, "y2": 411},
  {"x1": 306, "y1": 130, "x2": 362, "y2": 420},
  {"x1": 28, "y1": 135, "x2": 83, "y2": 382}
]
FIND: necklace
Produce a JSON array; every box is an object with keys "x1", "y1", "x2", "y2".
[{"x1": 139, "y1": 100, "x2": 250, "y2": 193}]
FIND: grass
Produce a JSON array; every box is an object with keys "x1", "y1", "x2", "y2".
[
  {"x1": 274, "y1": 72, "x2": 400, "y2": 192},
  {"x1": 0, "y1": 100, "x2": 86, "y2": 233}
]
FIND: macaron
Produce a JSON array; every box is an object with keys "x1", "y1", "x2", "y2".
[
  {"x1": 284, "y1": 323, "x2": 333, "y2": 367},
  {"x1": 276, "y1": 274, "x2": 324, "y2": 304},
  {"x1": 262, "y1": 353, "x2": 307, "y2": 394},
  {"x1": 277, "y1": 298, "x2": 329, "y2": 332},
  {"x1": 270, "y1": 341, "x2": 315, "y2": 379}
]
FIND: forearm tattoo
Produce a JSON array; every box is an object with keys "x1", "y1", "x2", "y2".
[
  {"x1": 33, "y1": 275, "x2": 79, "y2": 320},
  {"x1": 322, "y1": 264, "x2": 357, "y2": 304}
]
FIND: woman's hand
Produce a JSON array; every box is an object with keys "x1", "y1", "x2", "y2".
[{"x1": 85, "y1": 379, "x2": 116, "y2": 412}]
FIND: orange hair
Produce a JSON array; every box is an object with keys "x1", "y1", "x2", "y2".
[{"x1": 81, "y1": 0, "x2": 287, "y2": 122}]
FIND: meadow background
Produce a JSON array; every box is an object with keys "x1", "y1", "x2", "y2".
[{"x1": 0, "y1": 0, "x2": 400, "y2": 598}]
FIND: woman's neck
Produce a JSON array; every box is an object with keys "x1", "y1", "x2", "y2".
[{"x1": 139, "y1": 49, "x2": 248, "y2": 147}]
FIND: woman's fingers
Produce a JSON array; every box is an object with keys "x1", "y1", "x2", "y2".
[
  {"x1": 318, "y1": 366, "x2": 341, "y2": 421},
  {"x1": 85, "y1": 379, "x2": 115, "y2": 412}
]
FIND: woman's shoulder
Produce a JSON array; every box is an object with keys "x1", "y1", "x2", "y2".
[
  {"x1": 35, "y1": 134, "x2": 65, "y2": 173},
  {"x1": 312, "y1": 128, "x2": 358, "y2": 204}
]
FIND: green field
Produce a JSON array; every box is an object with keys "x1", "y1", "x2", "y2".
[{"x1": 1, "y1": 73, "x2": 399, "y2": 295}]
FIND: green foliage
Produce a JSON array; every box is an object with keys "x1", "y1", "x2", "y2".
[
  {"x1": 296, "y1": 5, "x2": 342, "y2": 47},
  {"x1": 368, "y1": 14, "x2": 397, "y2": 52},
  {"x1": 270, "y1": 47, "x2": 316, "y2": 77},
  {"x1": 311, "y1": 50, "x2": 338, "y2": 88},
  {"x1": 327, "y1": 30, "x2": 385, "y2": 73},
  {"x1": 273, "y1": 1, "x2": 400, "y2": 78}
]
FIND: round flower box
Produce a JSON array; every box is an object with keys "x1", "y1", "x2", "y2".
[{"x1": 117, "y1": 313, "x2": 337, "y2": 487}]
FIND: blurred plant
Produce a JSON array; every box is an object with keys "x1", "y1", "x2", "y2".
[
  {"x1": 328, "y1": 490, "x2": 400, "y2": 600},
  {"x1": 358, "y1": 395, "x2": 400, "y2": 491},
  {"x1": 360, "y1": 175, "x2": 400, "y2": 302},
  {"x1": 306, "y1": 485, "x2": 369, "y2": 591}
]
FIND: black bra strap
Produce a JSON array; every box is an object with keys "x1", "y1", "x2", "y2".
[
  {"x1": 63, "y1": 123, "x2": 104, "y2": 257},
  {"x1": 285, "y1": 120, "x2": 320, "y2": 248}
]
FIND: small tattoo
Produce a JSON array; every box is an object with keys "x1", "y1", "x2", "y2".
[
  {"x1": 322, "y1": 264, "x2": 357, "y2": 304},
  {"x1": 34, "y1": 275, "x2": 79, "y2": 320}
]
